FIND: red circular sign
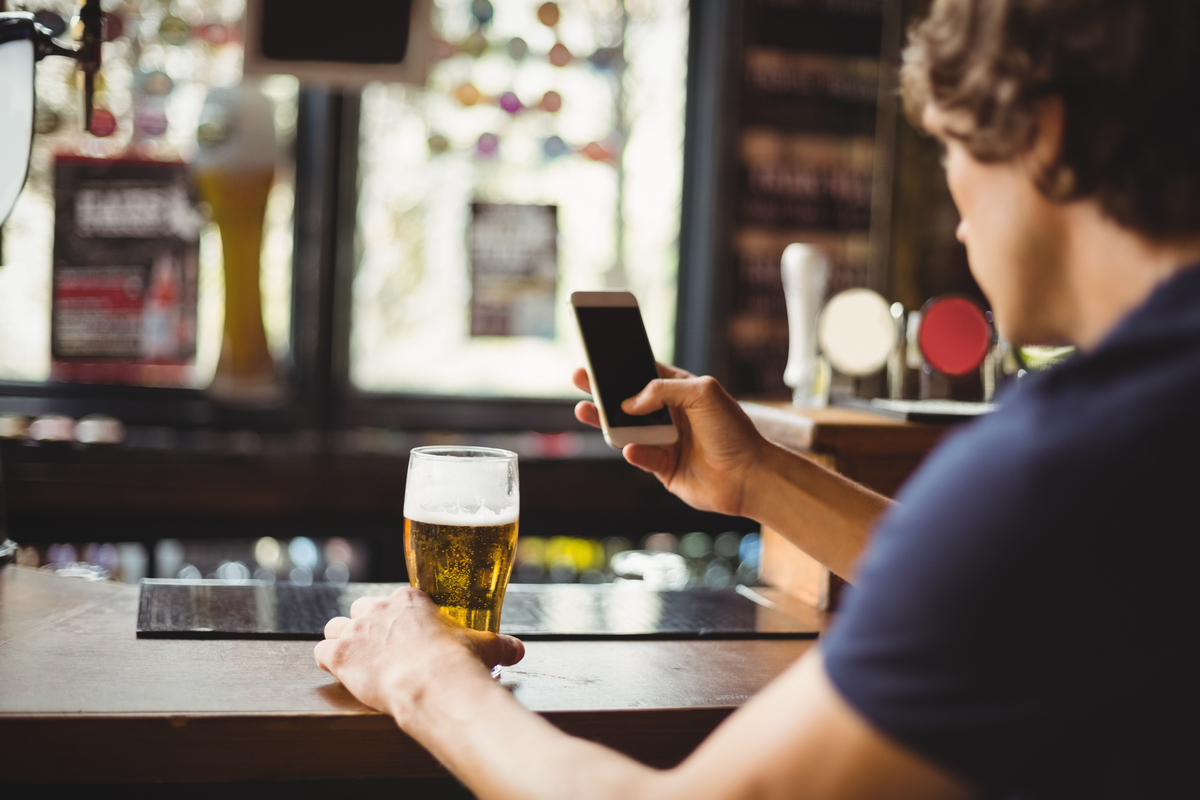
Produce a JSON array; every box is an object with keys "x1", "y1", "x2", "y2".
[
  {"x1": 89, "y1": 108, "x2": 117, "y2": 138},
  {"x1": 918, "y1": 296, "x2": 992, "y2": 377}
]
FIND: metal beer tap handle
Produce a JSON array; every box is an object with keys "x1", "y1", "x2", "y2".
[
  {"x1": 76, "y1": 0, "x2": 102, "y2": 132},
  {"x1": 19, "y1": 0, "x2": 103, "y2": 133}
]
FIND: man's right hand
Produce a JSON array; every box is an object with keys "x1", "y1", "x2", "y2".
[{"x1": 572, "y1": 364, "x2": 768, "y2": 518}]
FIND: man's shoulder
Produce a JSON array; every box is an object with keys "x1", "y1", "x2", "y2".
[
  {"x1": 914, "y1": 336, "x2": 1200, "y2": 502},
  {"x1": 822, "y1": 273, "x2": 1200, "y2": 800},
  {"x1": 868, "y1": 342, "x2": 1200, "y2": 594},
  {"x1": 823, "y1": 336, "x2": 1200, "y2": 796}
]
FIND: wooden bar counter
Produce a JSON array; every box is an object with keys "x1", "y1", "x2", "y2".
[
  {"x1": 741, "y1": 402, "x2": 950, "y2": 497},
  {"x1": 0, "y1": 566, "x2": 819, "y2": 786},
  {"x1": 743, "y1": 402, "x2": 952, "y2": 610}
]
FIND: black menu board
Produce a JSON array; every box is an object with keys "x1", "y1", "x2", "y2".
[{"x1": 727, "y1": 1, "x2": 883, "y2": 397}]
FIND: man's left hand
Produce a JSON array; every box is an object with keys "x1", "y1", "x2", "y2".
[{"x1": 314, "y1": 587, "x2": 526, "y2": 717}]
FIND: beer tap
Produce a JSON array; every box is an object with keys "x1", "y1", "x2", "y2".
[
  {"x1": 37, "y1": 0, "x2": 103, "y2": 132},
  {"x1": 1, "y1": 0, "x2": 103, "y2": 133},
  {"x1": 1, "y1": 0, "x2": 104, "y2": 224}
]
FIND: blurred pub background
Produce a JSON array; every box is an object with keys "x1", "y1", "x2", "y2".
[{"x1": 0, "y1": 0, "x2": 971, "y2": 587}]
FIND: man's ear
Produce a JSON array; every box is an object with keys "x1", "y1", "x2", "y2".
[{"x1": 1026, "y1": 96, "x2": 1071, "y2": 195}]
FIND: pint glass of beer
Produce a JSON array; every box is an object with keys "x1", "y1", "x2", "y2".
[{"x1": 404, "y1": 446, "x2": 519, "y2": 635}]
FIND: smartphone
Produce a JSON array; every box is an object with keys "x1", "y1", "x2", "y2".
[{"x1": 571, "y1": 291, "x2": 679, "y2": 449}]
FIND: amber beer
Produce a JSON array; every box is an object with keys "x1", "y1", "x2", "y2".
[
  {"x1": 193, "y1": 167, "x2": 278, "y2": 398},
  {"x1": 404, "y1": 515, "x2": 519, "y2": 633},
  {"x1": 403, "y1": 446, "x2": 520, "y2": 639},
  {"x1": 193, "y1": 82, "x2": 280, "y2": 402}
]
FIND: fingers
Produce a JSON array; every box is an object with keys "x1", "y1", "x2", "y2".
[
  {"x1": 622, "y1": 374, "x2": 724, "y2": 416},
  {"x1": 574, "y1": 400, "x2": 601, "y2": 428},
  {"x1": 656, "y1": 362, "x2": 694, "y2": 380},
  {"x1": 572, "y1": 367, "x2": 592, "y2": 394},
  {"x1": 622, "y1": 443, "x2": 674, "y2": 477},
  {"x1": 389, "y1": 585, "x2": 434, "y2": 605},
  {"x1": 576, "y1": 363, "x2": 692, "y2": 391},
  {"x1": 318, "y1": 615, "x2": 354, "y2": 674},
  {"x1": 575, "y1": 364, "x2": 699, "y2": 423},
  {"x1": 316, "y1": 598, "x2": 526, "y2": 682},
  {"x1": 324, "y1": 615, "x2": 350, "y2": 639},
  {"x1": 350, "y1": 595, "x2": 389, "y2": 618},
  {"x1": 313, "y1": 638, "x2": 338, "y2": 673}
]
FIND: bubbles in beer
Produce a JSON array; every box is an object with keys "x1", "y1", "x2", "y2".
[{"x1": 405, "y1": 515, "x2": 519, "y2": 634}]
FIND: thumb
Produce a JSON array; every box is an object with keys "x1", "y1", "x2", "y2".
[
  {"x1": 622, "y1": 375, "x2": 720, "y2": 416},
  {"x1": 494, "y1": 634, "x2": 525, "y2": 666},
  {"x1": 471, "y1": 631, "x2": 526, "y2": 667}
]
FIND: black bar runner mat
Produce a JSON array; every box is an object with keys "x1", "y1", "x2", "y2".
[{"x1": 136, "y1": 580, "x2": 820, "y2": 640}]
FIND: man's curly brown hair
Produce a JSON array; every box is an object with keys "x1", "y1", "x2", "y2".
[{"x1": 901, "y1": 0, "x2": 1200, "y2": 241}]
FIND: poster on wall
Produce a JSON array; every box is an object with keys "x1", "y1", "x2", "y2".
[
  {"x1": 469, "y1": 203, "x2": 558, "y2": 338},
  {"x1": 51, "y1": 156, "x2": 202, "y2": 385}
]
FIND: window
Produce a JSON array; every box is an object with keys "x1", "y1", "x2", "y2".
[
  {"x1": 0, "y1": 0, "x2": 297, "y2": 392},
  {"x1": 2, "y1": 0, "x2": 693, "y2": 430},
  {"x1": 350, "y1": 0, "x2": 688, "y2": 398}
]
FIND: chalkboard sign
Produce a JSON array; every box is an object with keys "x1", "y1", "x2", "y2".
[
  {"x1": 242, "y1": 0, "x2": 431, "y2": 87},
  {"x1": 50, "y1": 156, "x2": 201, "y2": 386},
  {"x1": 259, "y1": 0, "x2": 411, "y2": 64},
  {"x1": 469, "y1": 203, "x2": 559, "y2": 338}
]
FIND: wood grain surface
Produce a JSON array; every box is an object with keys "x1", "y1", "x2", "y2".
[
  {"x1": 0, "y1": 567, "x2": 815, "y2": 783},
  {"x1": 746, "y1": 402, "x2": 947, "y2": 612}
]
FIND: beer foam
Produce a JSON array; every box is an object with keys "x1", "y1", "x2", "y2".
[
  {"x1": 404, "y1": 456, "x2": 519, "y2": 525},
  {"x1": 193, "y1": 83, "x2": 277, "y2": 171},
  {"x1": 404, "y1": 506, "x2": 519, "y2": 527}
]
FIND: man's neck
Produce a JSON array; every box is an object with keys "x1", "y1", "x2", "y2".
[{"x1": 1061, "y1": 204, "x2": 1200, "y2": 351}]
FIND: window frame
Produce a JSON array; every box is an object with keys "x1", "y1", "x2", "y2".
[
  {"x1": 0, "y1": 89, "x2": 338, "y2": 431},
  {"x1": 1, "y1": 4, "x2": 721, "y2": 435}
]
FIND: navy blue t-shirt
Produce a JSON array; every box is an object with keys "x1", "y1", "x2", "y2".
[{"x1": 823, "y1": 267, "x2": 1200, "y2": 799}]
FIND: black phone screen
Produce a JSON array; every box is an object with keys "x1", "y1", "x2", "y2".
[{"x1": 575, "y1": 305, "x2": 673, "y2": 428}]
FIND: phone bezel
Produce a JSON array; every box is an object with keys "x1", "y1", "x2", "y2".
[{"x1": 570, "y1": 291, "x2": 679, "y2": 450}]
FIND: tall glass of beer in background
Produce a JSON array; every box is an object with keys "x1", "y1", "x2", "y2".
[{"x1": 404, "y1": 447, "x2": 519, "y2": 638}]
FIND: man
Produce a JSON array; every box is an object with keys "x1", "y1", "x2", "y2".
[{"x1": 315, "y1": 1, "x2": 1198, "y2": 797}]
